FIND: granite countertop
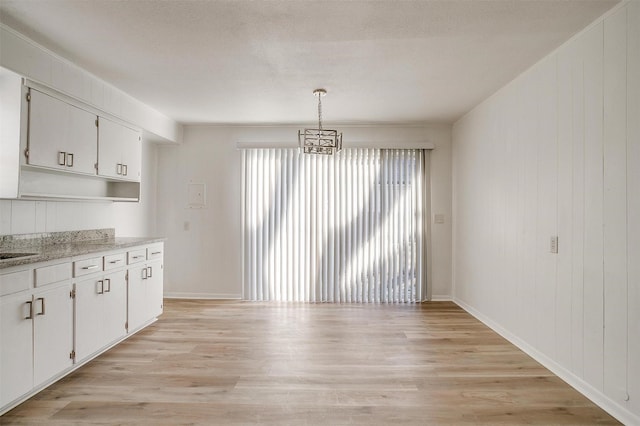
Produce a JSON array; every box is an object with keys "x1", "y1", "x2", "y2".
[{"x1": 0, "y1": 229, "x2": 165, "y2": 270}]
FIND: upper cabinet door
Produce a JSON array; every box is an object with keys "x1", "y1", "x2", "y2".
[
  {"x1": 120, "y1": 125, "x2": 142, "y2": 182},
  {"x1": 97, "y1": 117, "x2": 141, "y2": 182},
  {"x1": 27, "y1": 89, "x2": 97, "y2": 175},
  {"x1": 97, "y1": 117, "x2": 123, "y2": 179}
]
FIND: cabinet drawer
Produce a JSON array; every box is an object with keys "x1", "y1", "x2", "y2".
[
  {"x1": 73, "y1": 257, "x2": 103, "y2": 277},
  {"x1": 35, "y1": 262, "x2": 71, "y2": 287},
  {"x1": 146, "y1": 244, "x2": 163, "y2": 261},
  {"x1": 127, "y1": 249, "x2": 146, "y2": 265},
  {"x1": 0, "y1": 269, "x2": 31, "y2": 296},
  {"x1": 104, "y1": 252, "x2": 126, "y2": 271}
]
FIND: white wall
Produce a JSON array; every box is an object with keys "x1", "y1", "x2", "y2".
[
  {"x1": 451, "y1": 2, "x2": 639, "y2": 424},
  {"x1": 0, "y1": 140, "x2": 159, "y2": 237},
  {"x1": 156, "y1": 124, "x2": 452, "y2": 299}
]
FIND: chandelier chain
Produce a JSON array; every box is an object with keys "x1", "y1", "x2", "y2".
[{"x1": 317, "y1": 94, "x2": 323, "y2": 131}]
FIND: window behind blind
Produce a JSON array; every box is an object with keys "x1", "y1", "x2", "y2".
[{"x1": 242, "y1": 148, "x2": 427, "y2": 303}]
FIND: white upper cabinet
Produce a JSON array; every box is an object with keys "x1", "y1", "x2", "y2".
[
  {"x1": 27, "y1": 89, "x2": 97, "y2": 175},
  {"x1": 97, "y1": 117, "x2": 141, "y2": 181},
  {"x1": 0, "y1": 73, "x2": 143, "y2": 201}
]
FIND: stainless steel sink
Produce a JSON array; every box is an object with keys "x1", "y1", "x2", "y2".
[{"x1": 0, "y1": 252, "x2": 38, "y2": 261}]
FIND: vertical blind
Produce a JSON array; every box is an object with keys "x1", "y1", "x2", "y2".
[{"x1": 242, "y1": 148, "x2": 427, "y2": 303}]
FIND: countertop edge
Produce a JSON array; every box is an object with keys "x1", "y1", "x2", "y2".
[{"x1": 0, "y1": 237, "x2": 166, "y2": 270}]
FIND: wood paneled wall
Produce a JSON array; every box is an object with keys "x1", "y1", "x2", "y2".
[{"x1": 452, "y1": 2, "x2": 639, "y2": 424}]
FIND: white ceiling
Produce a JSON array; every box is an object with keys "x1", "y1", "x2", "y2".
[{"x1": 0, "y1": 0, "x2": 619, "y2": 125}]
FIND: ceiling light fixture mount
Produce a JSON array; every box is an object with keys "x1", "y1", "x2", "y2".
[{"x1": 298, "y1": 88, "x2": 342, "y2": 155}]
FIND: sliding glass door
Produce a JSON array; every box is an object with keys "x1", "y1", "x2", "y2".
[{"x1": 242, "y1": 148, "x2": 428, "y2": 303}]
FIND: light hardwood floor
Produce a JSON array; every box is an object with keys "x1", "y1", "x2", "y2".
[{"x1": 1, "y1": 300, "x2": 619, "y2": 425}]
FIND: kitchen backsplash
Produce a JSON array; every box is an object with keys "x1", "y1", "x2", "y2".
[{"x1": 0, "y1": 200, "x2": 115, "y2": 236}]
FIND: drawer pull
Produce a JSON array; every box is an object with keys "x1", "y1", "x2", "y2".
[
  {"x1": 25, "y1": 300, "x2": 34, "y2": 320},
  {"x1": 151, "y1": 251, "x2": 162, "y2": 255},
  {"x1": 109, "y1": 259, "x2": 122, "y2": 264},
  {"x1": 132, "y1": 255, "x2": 144, "y2": 259},
  {"x1": 37, "y1": 297, "x2": 45, "y2": 316},
  {"x1": 82, "y1": 265, "x2": 99, "y2": 270}
]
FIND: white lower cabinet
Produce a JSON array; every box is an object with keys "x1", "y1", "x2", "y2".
[
  {"x1": 75, "y1": 269, "x2": 127, "y2": 362},
  {"x1": 127, "y1": 260, "x2": 163, "y2": 332},
  {"x1": 0, "y1": 241, "x2": 163, "y2": 415},
  {"x1": 0, "y1": 280, "x2": 73, "y2": 409},
  {"x1": 127, "y1": 264, "x2": 146, "y2": 333},
  {"x1": 103, "y1": 271, "x2": 128, "y2": 343},
  {"x1": 0, "y1": 290, "x2": 34, "y2": 409},
  {"x1": 148, "y1": 261, "x2": 164, "y2": 319},
  {"x1": 32, "y1": 283, "x2": 74, "y2": 387}
]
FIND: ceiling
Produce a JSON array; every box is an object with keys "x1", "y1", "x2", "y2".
[{"x1": 0, "y1": 0, "x2": 619, "y2": 125}]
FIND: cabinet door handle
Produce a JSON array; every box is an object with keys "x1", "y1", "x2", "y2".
[
  {"x1": 123, "y1": 164, "x2": 128, "y2": 176},
  {"x1": 105, "y1": 278, "x2": 111, "y2": 293},
  {"x1": 66, "y1": 153, "x2": 74, "y2": 167},
  {"x1": 82, "y1": 265, "x2": 99, "y2": 270},
  {"x1": 116, "y1": 163, "x2": 122, "y2": 175},
  {"x1": 97, "y1": 279, "x2": 104, "y2": 294},
  {"x1": 25, "y1": 300, "x2": 34, "y2": 320},
  {"x1": 36, "y1": 297, "x2": 45, "y2": 316},
  {"x1": 142, "y1": 267, "x2": 148, "y2": 280},
  {"x1": 58, "y1": 151, "x2": 66, "y2": 166},
  {"x1": 147, "y1": 266, "x2": 152, "y2": 278}
]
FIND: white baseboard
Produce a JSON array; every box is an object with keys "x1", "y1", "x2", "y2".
[
  {"x1": 453, "y1": 297, "x2": 639, "y2": 426},
  {"x1": 164, "y1": 292, "x2": 241, "y2": 300},
  {"x1": 428, "y1": 295, "x2": 453, "y2": 301}
]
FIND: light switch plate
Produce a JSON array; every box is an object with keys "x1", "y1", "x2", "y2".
[
  {"x1": 550, "y1": 236, "x2": 558, "y2": 254},
  {"x1": 434, "y1": 214, "x2": 445, "y2": 224}
]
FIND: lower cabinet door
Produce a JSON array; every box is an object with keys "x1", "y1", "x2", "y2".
[
  {"x1": 127, "y1": 265, "x2": 147, "y2": 332},
  {"x1": 147, "y1": 261, "x2": 164, "y2": 319},
  {"x1": 33, "y1": 282, "x2": 73, "y2": 388},
  {"x1": 0, "y1": 292, "x2": 33, "y2": 408},
  {"x1": 75, "y1": 276, "x2": 106, "y2": 362},
  {"x1": 102, "y1": 270, "x2": 127, "y2": 344}
]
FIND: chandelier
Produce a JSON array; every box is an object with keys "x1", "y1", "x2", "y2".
[{"x1": 298, "y1": 89, "x2": 342, "y2": 155}]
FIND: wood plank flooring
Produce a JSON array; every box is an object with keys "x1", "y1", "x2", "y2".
[{"x1": 1, "y1": 300, "x2": 619, "y2": 425}]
